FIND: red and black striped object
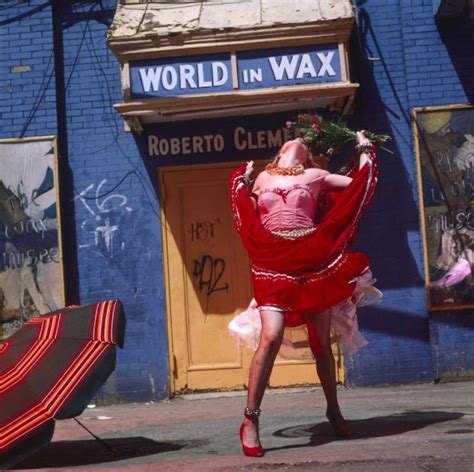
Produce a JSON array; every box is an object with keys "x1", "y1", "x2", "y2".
[{"x1": 0, "y1": 300, "x2": 125, "y2": 468}]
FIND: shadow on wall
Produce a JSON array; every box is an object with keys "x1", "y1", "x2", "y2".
[
  {"x1": 341, "y1": 5, "x2": 425, "y2": 291},
  {"x1": 437, "y1": 5, "x2": 474, "y2": 103},
  {"x1": 339, "y1": 3, "x2": 435, "y2": 384},
  {"x1": 358, "y1": 305, "x2": 429, "y2": 341}
]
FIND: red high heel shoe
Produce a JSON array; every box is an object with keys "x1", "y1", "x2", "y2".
[
  {"x1": 239, "y1": 407, "x2": 264, "y2": 457},
  {"x1": 326, "y1": 409, "x2": 352, "y2": 438}
]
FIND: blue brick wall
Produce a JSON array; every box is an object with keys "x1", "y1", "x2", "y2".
[
  {"x1": 1, "y1": 1, "x2": 169, "y2": 402},
  {"x1": 0, "y1": 1, "x2": 57, "y2": 137},
  {"x1": 58, "y1": 2, "x2": 169, "y2": 401},
  {"x1": 2, "y1": 0, "x2": 472, "y2": 401},
  {"x1": 346, "y1": 0, "x2": 474, "y2": 386}
]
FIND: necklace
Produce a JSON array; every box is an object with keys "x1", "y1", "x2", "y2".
[{"x1": 266, "y1": 162, "x2": 305, "y2": 176}]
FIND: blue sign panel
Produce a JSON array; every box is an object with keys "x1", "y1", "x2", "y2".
[
  {"x1": 130, "y1": 53, "x2": 233, "y2": 99},
  {"x1": 130, "y1": 44, "x2": 342, "y2": 99},
  {"x1": 135, "y1": 111, "x2": 295, "y2": 166},
  {"x1": 237, "y1": 44, "x2": 341, "y2": 89}
]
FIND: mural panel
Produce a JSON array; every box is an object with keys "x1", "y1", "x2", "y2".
[
  {"x1": 413, "y1": 105, "x2": 474, "y2": 310},
  {"x1": 0, "y1": 136, "x2": 65, "y2": 337}
]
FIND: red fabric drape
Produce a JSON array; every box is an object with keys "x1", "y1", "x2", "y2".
[{"x1": 230, "y1": 149, "x2": 378, "y2": 327}]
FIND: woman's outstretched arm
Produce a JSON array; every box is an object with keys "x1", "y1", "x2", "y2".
[{"x1": 322, "y1": 131, "x2": 373, "y2": 190}]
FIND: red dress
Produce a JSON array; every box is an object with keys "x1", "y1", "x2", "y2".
[{"x1": 229, "y1": 148, "x2": 378, "y2": 329}]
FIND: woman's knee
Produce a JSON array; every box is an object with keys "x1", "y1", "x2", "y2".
[{"x1": 259, "y1": 329, "x2": 283, "y2": 351}]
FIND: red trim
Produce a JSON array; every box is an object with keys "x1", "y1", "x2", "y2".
[
  {"x1": 0, "y1": 341, "x2": 108, "y2": 448},
  {"x1": 0, "y1": 316, "x2": 61, "y2": 393},
  {"x1": 92, "y1": 300, "x2": 117, "y2": 343},
  {"x1": 0, "y1": 302, "x2": 121, "y2": 451}
]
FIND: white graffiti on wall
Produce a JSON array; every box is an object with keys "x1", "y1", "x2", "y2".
[{"x1": 75, "y1": 179, "x2": 132, "y2": 258}]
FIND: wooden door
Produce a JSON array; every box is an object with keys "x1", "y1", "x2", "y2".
[{"x1": 159, "y1": 162, "x2": 343, "y2": 394}]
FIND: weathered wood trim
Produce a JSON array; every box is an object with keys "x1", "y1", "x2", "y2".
[
  {"x1": 108, "y1": 20, "x2": 354, "y2": 62},
  {"x1": 121, "y1": 62, "x2": 131, "y2": 101},
  {"x1": 113, "y1": 82, "x2": 359, "y2": 124},
  {"x1": 115, "y1": 83, "x2": 358, "y2": 112}
]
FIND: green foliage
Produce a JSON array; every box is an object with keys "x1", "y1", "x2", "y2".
[{"x1": 286, "y1": 113, "x2": 391, "y2": 157}]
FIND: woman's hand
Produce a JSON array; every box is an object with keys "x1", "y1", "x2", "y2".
[
  {"x1": 244, "y1": 160, "x2": 254, "y2": 182},
  {"x1": 356, "y1": 130, "x2": 371, "y2": 148},
  {"x1": 356, "y1": 131, "x2": 372, "y2": 170}
]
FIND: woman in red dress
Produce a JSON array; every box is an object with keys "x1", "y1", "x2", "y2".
[{"x1": 229, "y1": 130, "x2": 379, "y2": 457}]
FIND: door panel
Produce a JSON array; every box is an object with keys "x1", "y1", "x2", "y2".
[{"x1": 159, "y1": 162, "x2": 343, "y2": 393}]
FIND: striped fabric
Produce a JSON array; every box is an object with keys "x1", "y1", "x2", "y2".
[{"x1": 0, "y1": 300, "x2": 125, "y2": 468}]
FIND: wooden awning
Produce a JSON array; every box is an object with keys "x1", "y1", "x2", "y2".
[{"x1": 107, "y1": 0, "x2": 358, "y2": 131}]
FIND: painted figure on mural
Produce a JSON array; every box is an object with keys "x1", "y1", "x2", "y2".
[
  {"x1": 0, "y1": 139, "x2": 62, "y2": 339},
  {"x1": 416, "y1": 108, "x2": 474, "y2": 308},
  {"x1": 228, "y1": 113, "x2": 387, "y2": 457}
]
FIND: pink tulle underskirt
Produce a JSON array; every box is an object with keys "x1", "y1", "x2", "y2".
[{"x1": 228, "y1": 269, "x2": 382, "y2": 358}]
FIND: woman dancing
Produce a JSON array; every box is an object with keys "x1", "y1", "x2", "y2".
[{"x1": 229, "y1": 124, "x2": 380, "y2": 457}]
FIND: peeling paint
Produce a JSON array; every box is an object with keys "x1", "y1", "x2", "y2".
[{"x1": 108, "y1": 0, "x2": 353, "y2": 40}]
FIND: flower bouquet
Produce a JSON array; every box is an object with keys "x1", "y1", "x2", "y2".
[{"x1": 286, "y1": 113, "x2": 391, "y2": 156}]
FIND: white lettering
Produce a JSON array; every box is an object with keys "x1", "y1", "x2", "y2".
[
  {"x1": 26, "y1": 249, "x2": 37, "y2": 266},
  {"x1": 162, "y1": 66, "x2": 178, "y2": 90},
  {"x1": 296, "y1": 54, "x2": 317, "y2": 79},
  {"x1": 257, "y1": 131, "x2": 267, "y2": 148},
  {"x1": 247, "y1": 132, "x2": 257, "y2": 150},
  {"x1": 148, "y1": 135, "x2": 159, "y2": 156},
  {"x1": 170, "y1": 138, "x2": 180, "y2": 155},
  {"x1": 197, "y1": 63, "x2": 212, "y2": 87},
  {"x1": 212, "y1": 62, "x2": 228, "y2": 86},
  {"x1": 139, "y1": 67, "x2": 162, "y2": 92},
  {"x1": 182, "y1": 137, "x2": 191, "y2": 154},
  {"x1": 267, "y1": 129, "x2": 283, "y2": 148},
  {"x1": 317, "y1": 51, "x2": 336, "y2": 76},
  {"x1": 215, "y1": 134, "x2": 224, "y2": 151},
  {"x1": 203, "y1": 135, "x2": 214, "y2": 151},
  {"x1": 234, "y1": 127, "x2": 246, "y2": 150},
  {"x1": 193, "y1": 136, "x2": 204, "y2": 153},
  {"x1": 268, "y1": 55, "x2": 299, "y2": 80},
  {"x1": 179, "y1": 64, "x2": 197, "y2": 89},
  {"x1": 249, "y1": 68, "x2": 263, "y2": 83},
  {"x1": 159, "y1": 139, "x2": 169, "y2": 155}
]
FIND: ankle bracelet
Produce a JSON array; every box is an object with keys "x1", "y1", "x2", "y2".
[{"x1": 244, "y1": 407, "x2": 261, "y2": 419}]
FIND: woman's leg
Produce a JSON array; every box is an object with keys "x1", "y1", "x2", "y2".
[
  {"x1": 306, "y1": 312, "x2": 351, "y2": 436},
  {"x1": 242, "y1": 310, "x2": 285, "y2": 447}
]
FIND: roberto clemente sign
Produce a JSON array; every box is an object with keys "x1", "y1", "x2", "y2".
[
  {"x1": 143, "y1": 111, "x2": 293, "y2": 164},
  {"x1": 131, "y1": 44, "x2": 341, "y2": 98},
  {"x1": 148, "y1": 126, "x2": 290, "y2": 157}
]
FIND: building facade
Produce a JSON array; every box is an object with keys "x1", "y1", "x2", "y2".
[{"x1": 1, "y1": 0, "x2": 473, "y2": 402}]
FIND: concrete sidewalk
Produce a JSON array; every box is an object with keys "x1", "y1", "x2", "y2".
[{"x1": 13, "y1": 381, "x2": 474, "y2": 471}]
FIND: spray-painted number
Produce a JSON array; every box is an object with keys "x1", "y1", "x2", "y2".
[{"x1": 193, "y1": 255, "x2": 229, "y2": 297}]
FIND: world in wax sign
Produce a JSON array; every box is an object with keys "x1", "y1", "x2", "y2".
[{"x1": 130, "y1": 44, "x2": 341, "y2": 99}]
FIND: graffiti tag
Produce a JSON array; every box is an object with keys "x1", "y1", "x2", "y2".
[
  {"x1": 192, "y1": 254, "x2": 229, "y2": 297},
  {"x1": 188, "y1": 218, "x2": 221, "y2": 242},
  {"x1": 75, "y1": 179, "x2": 132, "y2": 258}
]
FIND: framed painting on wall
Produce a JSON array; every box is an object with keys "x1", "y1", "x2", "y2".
[
  {"x1": 413, "y1": 104, "x2": 474, "y2": 310},
  {"x1": 0, "y1": 136, "x2": 65, "y2": 337}
]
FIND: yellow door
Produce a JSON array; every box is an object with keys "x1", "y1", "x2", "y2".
[{"x1": 159, "y1": 162, "x2": 343, "y2": 394}]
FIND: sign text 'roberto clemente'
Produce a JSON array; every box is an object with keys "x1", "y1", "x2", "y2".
[{"x1": 147, "y1": 126, "x2": 290, "y2": 157}]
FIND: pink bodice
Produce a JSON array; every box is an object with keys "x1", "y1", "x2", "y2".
[{"x1": 257, "y1": 184, "x2": 317, "y2": 231}]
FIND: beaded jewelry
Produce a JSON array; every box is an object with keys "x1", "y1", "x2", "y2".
[
  {"x1": 265, "y1": 162, "x2": 305, "y2": 176},
  {"x1": 244, "y1": 407, "x2": 261, "y2": 420}
]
